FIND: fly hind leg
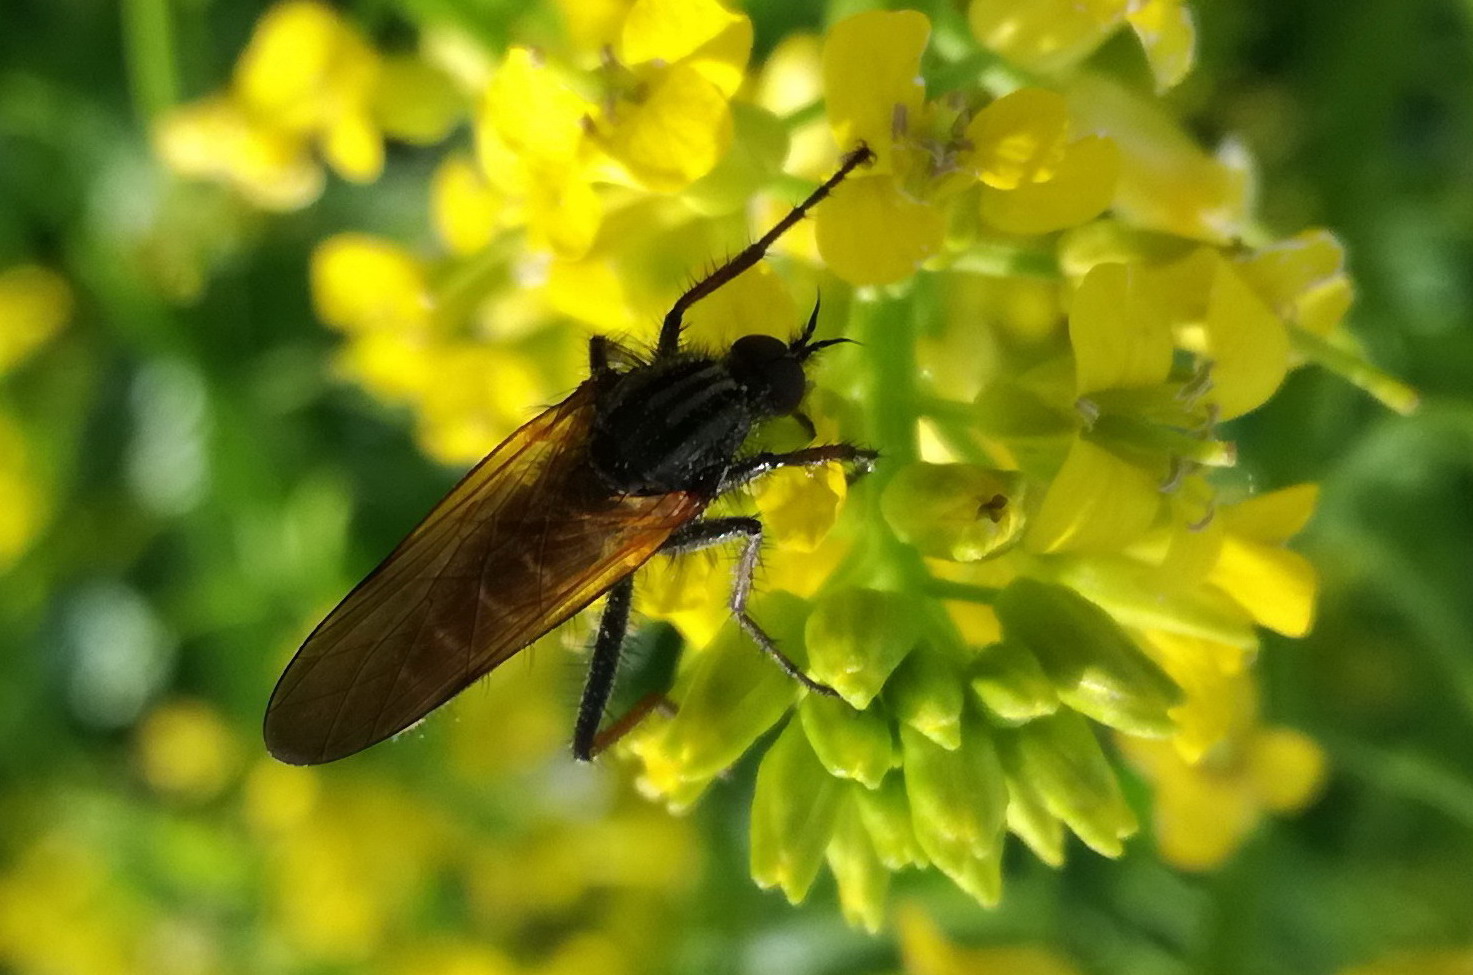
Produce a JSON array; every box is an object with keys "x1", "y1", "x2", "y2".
[{"x1": 659, "y1": 517, "x2": 840, "y2": 697}]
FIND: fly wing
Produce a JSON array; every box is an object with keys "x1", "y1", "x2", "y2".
[{"x1": 264, "y1": 382, "x2": 703, "y2": 765}]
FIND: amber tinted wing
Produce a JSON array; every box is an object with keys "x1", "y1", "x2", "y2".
[{"x1": 264, "y1": 382, "x2": 703, "y2": 765}]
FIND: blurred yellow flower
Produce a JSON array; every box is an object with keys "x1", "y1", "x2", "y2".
[
  {"x1": 156, "y1": 0, "x2": 462, "y2": 210},
  {"x1": 969, "y1": 0, "x2": 1195, "y2": 91},
  {"x1": 136, "y1": 699, "x2": 243, "y2": 801},
  {"x1": 899, "y1": 905, "x2": 1086, "y2": 975},
  {"x1": 0, "y1": 263, "x2": 72, "y2": 373}
]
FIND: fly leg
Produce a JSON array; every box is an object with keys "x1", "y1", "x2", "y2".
[
  {"x1": 573, "y1": 575, "x2": 636, "y2": 761},
  {"x1": 659, "y1": 518, "x2": 840, "y2": 697},
  {"x1": 655, "y1": 145, "x2": 875, "y2": 357},
  {"x1": 719, "y1": 444, "x2": 879, "y2": 493}
]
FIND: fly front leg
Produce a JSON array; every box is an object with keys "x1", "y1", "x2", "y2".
[
  {"x1": 659, "y1": 517, "x2": 840, "y2": 697},
  {"x1": 655, "y1": 145, "x2": 875, "y2": 357},
  {"x1": 719, "y1": 444, "x2": 879, "y2": 493}
]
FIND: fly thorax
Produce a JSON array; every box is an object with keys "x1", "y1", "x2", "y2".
[{"x1": 589, "y1": 357, "x2": 753, "y2": 495}]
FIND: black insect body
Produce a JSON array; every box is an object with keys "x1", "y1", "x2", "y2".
[{"x1": 264, "y1": 146, "x2": 877, "y2": 766}]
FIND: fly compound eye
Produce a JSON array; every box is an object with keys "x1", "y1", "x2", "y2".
[
  {"x1": 764, "y1": 357, "x2": 806, "y2": 415},
  {"x1": 729, "y1": 334, "x2": 806, "y2": 415},
  {"x1": 730, "y1": 333, "x2": 788, "y2": 365}
]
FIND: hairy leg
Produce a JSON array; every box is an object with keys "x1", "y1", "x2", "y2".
[
  {"x1": 656, "y1": 145, "x2": 875, "y2": 357},
  {"x1": 660, "y1": 517, "x2": 839, "y2": 697}
]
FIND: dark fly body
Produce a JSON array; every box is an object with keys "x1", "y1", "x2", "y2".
[{"x1": 264, "y1": 146, "x2": 877, "y2": 765}]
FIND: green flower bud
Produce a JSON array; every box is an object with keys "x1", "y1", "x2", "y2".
[
  {"x1": 1002, "y1": 768, "x2": 1067, "y2": 867},
  {"x1": 658, "y1": 592, "x2": 807, "y2": 788},
  {"x1": 750, "y1": 719, "x2": 843, "y2": 903},
  {"x1": 826, "y1": 793, "x2": 890, "y2": 933},
  {"x1": 995, "y1": 578, "x2": 1180, "y2": 737},
  {"x1": 901, "y1": 715, "x2": 1008, "y2": 861},
  {"x1": 881, "y1": 463, "x2": 1025, "y2": 561},
  {"x1": 886, "y1": 644, "x2": 965, "y2": 750},
  {"x1": 854, "y1": 776, "x2": 927, "y2": 870},
  {"x1": 930, "y1": 839, "x2": 1003, "y2": 908},
  {"x1": 805, "y1": 588, "x2": 922, "y2": 709},
  {"x1": 998, "y1": 711, "x2": 1138, "y2": 857},
  {"x1": 968, "y1": 639, "x2": 1061, "y2": 724},
  {"x1": 798, "y1": 694, "x2": 897, "y2": 789}
]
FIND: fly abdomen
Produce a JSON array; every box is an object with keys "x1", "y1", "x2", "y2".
[{"x1": 590, "y1": 357, "x2": 753, "y2": 495}]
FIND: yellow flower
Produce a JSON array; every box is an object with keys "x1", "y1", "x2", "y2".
[
  {"x1": 817, "y1": 11, "x2": 1121, "y2": 284},
  {"x1": 469, "y1": 0, "x2": 752, "y2": 259},
  {"x1": 969, "y1": 0, "x2": 1196, "y2": 91},
  {"x1": 1120, "y1": 712, "x2": 1326, "y2": 870},
  {"x1": 157, "y1": 0, "x2": 462, "y2": 209},
  {"x1": 135, "y1": 699, "x2": 242, "y2": 802},
  {"x1": 0, "y1": 264, "x2": 72, "y2": 373}
]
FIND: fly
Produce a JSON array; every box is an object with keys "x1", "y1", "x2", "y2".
[{"x1": 264, "y1": 145, "x2": 877, "y2": 765}]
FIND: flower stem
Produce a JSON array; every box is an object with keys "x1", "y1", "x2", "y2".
[
  {"x1": 121, "y1": 0, "x2": 179, "y2": 121},
  {"x1": 1290, "y1": 326, "x2": 1420, "y2": 415}
]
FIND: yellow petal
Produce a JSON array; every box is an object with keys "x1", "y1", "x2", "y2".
[
  {"x1": 544, "y1": 260, "x2": 637, "y2": 332},
  {"x1": 1200, "y1": 260, "x2": 1291, "y2": 420},
  {"x1": 968, "y1": 0, "x2": 1126, "y2": 74},
  {"x1": 0, "y1": 264, "x2": 72, "y2": 373},
  {"x1": 757, "y1": 34, "x2": 823, "y2": 117},
  {"x1": 320, "y1": 110, "x2": 383, "y2": 182},
  {"x1": 310, "y1": 234, "x2": 432, "y2": 334},
  {"x1": 554, "y1": 0, "x2": 630, "y2": 52},
  {"x1": 754, "y1": 465, "x2": 847, "y2": 554},
  {"x1": 822, "y1": 10, "x2": 931, "y2": 173},
  {"x1": 1219, "y1": 483, "x2": 1319, "y2": 545},
  {"x1": 1237, "y1": 229, "x2": 1354, "y2": 337},
  {"x1": 980, "y1": 134, "x2": 1120, "y2": 235},
  {"x1": 681, "y1": 261, "x2": 798, "y2": 350},
  {"x1": 526, "y1": 170, "x2": 603, "y2": 259},
  {"x1": 966, "y1": 88, "x2": 1070, "y2": 190},
  {"x1": 1209, "y1": 535, "x2": 1318, "y2": 637},
  {"x1": 431, "y1": 154, "x2": 501, "y2": 256},
  {"x1": 1025, "y1": 438, "x2": 1161, "y2": 554},
  {"x1": 136, "y1": 699, "x2": 240, "y2": 801},
  {"x1": 372, "y1": 54, "x2": 463, "y2": 146},
  {"x1": 483, "y1": 47, "x2": 589, "y2": 167},
  {"x1": 1137, "y1": 741, "x2": 1259, "y2": 870},
  {"x1": 1245, "y1": 726, "x2": 1327, "y2": 813},
  {"x1": 1139, "y1": 631, "x2": 1255, "y2": 763},
  {"x1": 635, "y1": 551, "x2": 729, "y2": 649},
  {"x1": 154, "y1": 97, "x2": 323, "y2": 210},
  {"x1": 620, "y1": 0, "x2": 751, "y2": 96},
  {"x1": 814, "y1": 175, "x2": 945, "y2": 286},
  {"x1": 1069, "y1": 262, "x2": 1172, "y2": 395},
  {"x1": 1068, "y1": 74, "x2": 1251, "y2": 243},
  {"x1": 1125, "y1": 0, "x2": 1196, "y2": 91},
  {"x1": 898, "y1": 905, "x2": 1089, "y2": 975},
  {"x1": 602, "y1": 63, "x2": 732, "y2": 192},
  {"x1": 335, "y1": 333, "x2": 434, "y2": 402},
  {"x1": 234, "y1": 0, "x2": 377, "y2": 134}
]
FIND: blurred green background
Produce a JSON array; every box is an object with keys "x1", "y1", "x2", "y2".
[{"x1": 2, "y1": 0, "x2": 1472, "y2": 973}]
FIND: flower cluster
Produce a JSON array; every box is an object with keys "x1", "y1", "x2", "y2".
[
  {"x1": 154, "y1": 0, "x2": 463, "y2": 210},
  {"x1": 155, "y1": 0, "x2": 1410, "y2": 930}
]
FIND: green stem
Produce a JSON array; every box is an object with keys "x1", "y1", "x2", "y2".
[
  {"x1": 1289, "y1": 326, "x2": 1419, "y2": 415},
  {"x1": 122, "y1": 0, "x2": 180, "y2": 122}
]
